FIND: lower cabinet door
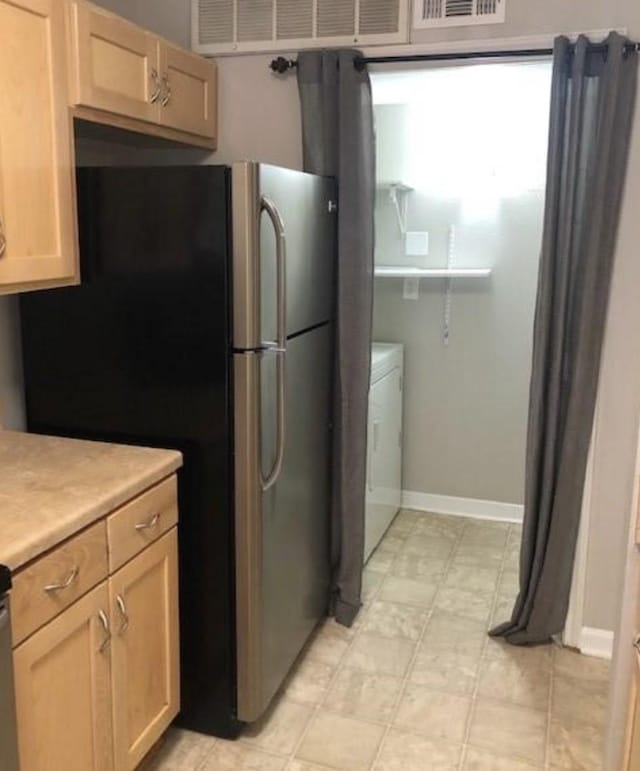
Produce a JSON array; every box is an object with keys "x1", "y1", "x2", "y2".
[
  {"x1": 627, "y1": 652, "x2": 640, "y2": 769},
  {"x1": 13, "y1": 582, "x2": 114, "y2": 771},
  {"x1": 110, "y1": 528, "x2": 180, "y2": 770}
]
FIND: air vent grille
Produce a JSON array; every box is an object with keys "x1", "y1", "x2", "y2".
[
  {"x1": 193, "y1": 0, "x2": 409, "y2": 54},
  {"x1": 445, "y1": 0, "x2": 473, "y2": 17},
  {"x1": 477, "y1": 0, "x2": 499, "y2": 13},
  {"x1": 198, "y1": 0, "x2": 234, "y2": 44},
  {"x1": 423, "y1": 0, "x2": 443, "y2": 19},
  {"x1": 276, "y1": 0, "x2": 313, "y2": 40},
  {"x1": 414, "y1": 0, "x2": 505, "y2": 28},
  {"x1": 360, "y1": 0, "x2": 401, "y2": 35},
  {"x1": 237, "y1": 0, "x2": 272, "y2": 41},
  {"x1": 317, "y1": 0, "x2": 355, "y2": 38}
]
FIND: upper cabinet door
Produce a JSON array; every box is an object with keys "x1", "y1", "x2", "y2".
[
  {"x1": 158, "y1": 43, "x2": 217, "y2": 140},
  {"x1": 0, "y1": 0, "x2": 77, "y2": 292},
  {"x1": 70, "y1": 2, "x2": 160, "y2": 124}
]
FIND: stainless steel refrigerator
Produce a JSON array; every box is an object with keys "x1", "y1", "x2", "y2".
[{"x1": 20, "y1": 162, "x2": 337, "y2": 736}]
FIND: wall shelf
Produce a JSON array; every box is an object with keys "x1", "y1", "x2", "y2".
[
  {"x1": 376, "y1": 181, "x2": 414, "y2": 193},
  {"x1": 374, "y1": 266, "x2": 492, "y2": 279}
]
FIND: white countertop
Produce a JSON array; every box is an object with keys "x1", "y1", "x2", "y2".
[{"x1": 0, "y1": 431, "x2": 182, "y2": 571}]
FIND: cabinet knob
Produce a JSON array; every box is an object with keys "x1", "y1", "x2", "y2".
[{"x1": 634, "y1": 634, "x2": 640, "y2": 653}]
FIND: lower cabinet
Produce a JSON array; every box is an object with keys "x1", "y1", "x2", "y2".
[
  {"x1": 627, "y1": 651, "x2": 640, "y2": 769},
  {"x1": 13, "y1": 582, "x2": 114, "y2": 771},
  {"x1": 110, "y1": 531, "x2": 179, "y2": 770},
  {"x1": 13, "y1": 527, "x2": 180, "y2": 771}
]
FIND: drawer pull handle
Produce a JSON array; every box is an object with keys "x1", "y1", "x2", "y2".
[
  {"x1": 149, "y1": 68, "x2": 162, "y2": 104},
  {"x1": 135, "y1": 513, "x2": 160, "y2": 532},
  {"x1": 161, "y1": 74, "x2": 172, "y2": 107},
  {"x1": 115, "y1": 594, "x2": 129, "y2": 635},
  {"x1": 43, "y1": 566, "x2": 79, "y2": 593},
  {"x1": 98, "y1": 610, "x2": 111, "y2": 653},
  {"x1": 634, "y1": 635, "x2": 640, "y2": 652},
  {"x1": 0, "y1": 216, "x2": 6, "y2": 257}
]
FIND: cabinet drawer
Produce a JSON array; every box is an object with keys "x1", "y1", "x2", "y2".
[
  {"x1": 11, "y1": 521, "x2": 108, "y2": 647},
  {"x1": 107, "y1": 475, "x2": 178, "y2": 572}
]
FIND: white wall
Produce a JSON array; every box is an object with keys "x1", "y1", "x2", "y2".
[
  {"x1": 98, "y1": 0, "x2": 191, "y2": 47},
  {"x1": 374, "y1": 191, "x2": 543, "y2": 505},
  {"x1": 372, "y1": 64, "x2": 549, "y2": 506}
]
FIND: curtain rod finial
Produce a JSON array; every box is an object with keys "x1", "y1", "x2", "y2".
[{"x1": 270, "y1": 56, "x2": 297, "y2": 74}]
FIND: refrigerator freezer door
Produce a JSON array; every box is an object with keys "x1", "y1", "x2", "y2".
[
  {"x1": 234, "y1": 326, "x2": 331, "y2": 722},
  {"x1": 232, "y1": 162, "x2": 336, "y2": 350}
]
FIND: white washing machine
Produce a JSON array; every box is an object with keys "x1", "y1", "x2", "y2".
[{"x1": 364, "y1": 343, "x2": 404, "y2": 562}]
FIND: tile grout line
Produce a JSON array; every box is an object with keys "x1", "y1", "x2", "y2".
[
  {"x1": 246, "y1": 559, "x2": 379, "y2": 768},
  {"x1": 284, "y1": 514, "x2": 418, "y2": 769},
  {"x1": 157, "y1": 512, "x2": 608, "y2": 771},
  {"x1": 284, "y1": 593, "x2": 374, "y2": 768},
  {"x1": 368, "y1": 513, "x2": 466, "y2": 771},
  {"x1": 544, "y1": 646, "x2": 556, "y2": 770},
  {"x1": 367, "y1": 514, "x2": 428, "y2": 770},
  {"x1": 457, "y1": 520, "x2": 512, "y2": 771}
]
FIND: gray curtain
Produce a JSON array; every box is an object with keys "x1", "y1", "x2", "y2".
[
  {"x1": 297, "y1": 50, "x2": 375, "y2": 626},
  {"x1": 492, "y1": 33, "x2": 638, "y2": 645}
]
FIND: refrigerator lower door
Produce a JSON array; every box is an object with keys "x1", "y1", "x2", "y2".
[{"x1": 234, "y1": 326, "x2": 331, "y2": 722}]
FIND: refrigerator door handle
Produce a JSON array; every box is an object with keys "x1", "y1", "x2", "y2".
[{"x1": 260, "y1": 196, "x2": 287, "y2": 491}]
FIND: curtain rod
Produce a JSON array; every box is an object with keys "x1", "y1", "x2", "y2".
[{"x1": 269, "y1": 41, "x2": 640, "y2": 74}]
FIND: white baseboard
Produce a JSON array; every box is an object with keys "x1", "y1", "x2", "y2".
[
  {"x1": 578, "y1": 627, "x2": 614, "y2": 660},
  {"x1": 402, "y1": 490, "x2": 524, "y2": 524}
]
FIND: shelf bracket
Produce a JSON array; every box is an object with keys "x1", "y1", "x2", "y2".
[{"x1": 389, "y1": 184, "x2": 408, "y2": 235}]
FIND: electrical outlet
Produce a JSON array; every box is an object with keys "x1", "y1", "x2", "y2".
[
  {"x1": 405, "y1": 231, "x2": 429, "y2": 257},
  {"x1": 403, "y1": 278, "x2": 420, "y2": 300}
]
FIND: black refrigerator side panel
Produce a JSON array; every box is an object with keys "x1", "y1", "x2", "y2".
[{"x1": 20, "y1": 166, "x2": 241, "y2": 737}]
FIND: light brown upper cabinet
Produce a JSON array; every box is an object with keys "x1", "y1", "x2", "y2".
[
  {"x1": 0, "y1": 0, "x2": 78, "y2": 294},
  {"x1": 70, "y1": 2, "x2": 160, "y2": 125},
  {"x1": 69, "y1": 1, "x2": 217, "y2": 146},
  {"x1": 158, "y1": 42, "x2": 217, "y2": 139}
]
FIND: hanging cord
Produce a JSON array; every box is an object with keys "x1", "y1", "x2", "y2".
[
  {"x1": 389, "y1": 185, "x2": 408, "y2": 235},
  {"x1": 443, "y1": 225, "x2": 455, "y2": 346}
]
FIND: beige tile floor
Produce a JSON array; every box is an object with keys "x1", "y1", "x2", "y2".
[{"x1": 145, "y1": 510, "x2": 610, "y2": 771}]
